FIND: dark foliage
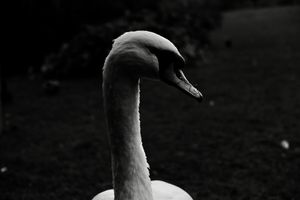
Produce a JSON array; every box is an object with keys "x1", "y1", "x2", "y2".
[
  {"x1": 40, "y1": 0, "x2": 223, "y2": 78},
  {"x1": 1, "y1": 0, "x2": 224, "y2": 77},
  {"x1": 2, "y1": 0, "x2": 298, "y2": 77}
]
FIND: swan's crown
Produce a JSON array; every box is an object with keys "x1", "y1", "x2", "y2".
[
  {"x1": 112, "y1": 31, "x2": 181, "y2": 56},
  {"x1": 104, "y1": 31, "x2": 184, "y2": 80}
]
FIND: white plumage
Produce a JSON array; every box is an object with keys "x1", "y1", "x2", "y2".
[
  {"x1": 93, "y1": 180, "x2": 193, "y2": 200},
  {"x1": 93, "y1": 31, "x2": 202, "y2": 200}
]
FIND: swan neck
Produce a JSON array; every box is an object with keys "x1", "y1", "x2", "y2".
[{"x1": 103, "y1": 77, "x2": 153, "y2": 200}]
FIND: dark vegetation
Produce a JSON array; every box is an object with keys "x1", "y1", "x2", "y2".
[
  {"x1": 1, "y1": 4, "x2": 300, "y2": 200},
  {"x1": 2, "y1": 0, "x2": 298, "y2": 77},
  {"x1": 1, "y1": 0, "x2": 223, "y2": 77}
]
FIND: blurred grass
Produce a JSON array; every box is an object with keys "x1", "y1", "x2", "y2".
[{"x1": 1, "y1": 5, "x2": 300, "y2": 200}]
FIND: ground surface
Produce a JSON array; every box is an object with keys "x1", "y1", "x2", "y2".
[{"x1": 1, "y1": 6, "x2": 300, "y2": 200}]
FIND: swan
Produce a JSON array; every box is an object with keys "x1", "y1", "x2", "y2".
[{"x1": 93, "y1": 31, "x2": 203, "y2": 200}]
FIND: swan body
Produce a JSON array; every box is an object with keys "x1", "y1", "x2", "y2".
[
  {"x1": 93, "y1": 180, "x2": 193, "y2": 200},
  {"x1": 93, "y1": 31, "x2": 202, "y2": 200}
]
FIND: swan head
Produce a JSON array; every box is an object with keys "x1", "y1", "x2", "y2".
[{"x1": 104, "y1": 31, "x2": 203, "y2": 102}]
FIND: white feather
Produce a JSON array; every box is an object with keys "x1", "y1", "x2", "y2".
[{"x1": 92, "y1": 180, "x2": 192, "y2": 200}]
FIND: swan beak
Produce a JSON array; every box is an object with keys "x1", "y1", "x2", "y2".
[{"x1": 160, "y1": 66, "x2": 203, "y2": 102}]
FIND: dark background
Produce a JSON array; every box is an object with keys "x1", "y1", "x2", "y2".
[{"x1": 1, "y1": 0, "x2": 300, "y2": 199}]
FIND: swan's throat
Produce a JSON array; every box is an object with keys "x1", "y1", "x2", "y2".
[{"x1": 103, "y1": 77, "x2": 153, "y2": 200}]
